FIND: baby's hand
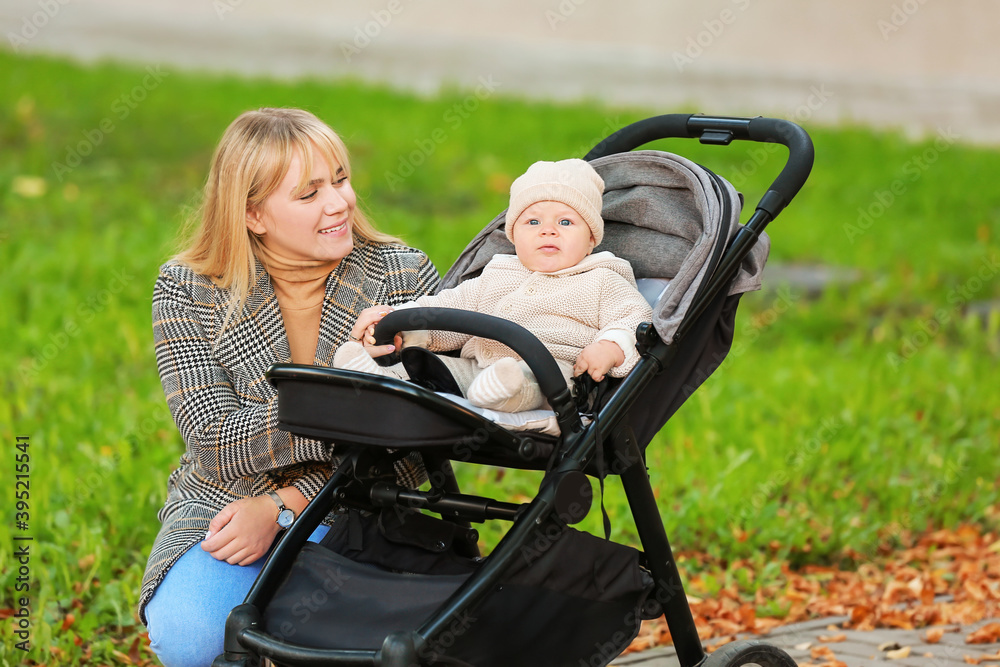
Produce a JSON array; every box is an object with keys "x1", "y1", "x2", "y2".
[
  {"x1": 573, "y1": 340, "x2": 625, "y2": 382},
  {"x1": 351, "y1": 305, "x2": 398, "y2": 358}
]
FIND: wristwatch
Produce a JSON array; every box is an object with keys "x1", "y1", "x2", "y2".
[{"x1": 267, "y1": 491, "x2": 296, "y2": 529}]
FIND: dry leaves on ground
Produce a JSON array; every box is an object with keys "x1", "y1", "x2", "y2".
[
  {"x1": 969, "y1": 623, "x2": 1000, "y2": 644},
  {"x1": 624, "y1": 523, "x2": 1000, "y2": 655}
]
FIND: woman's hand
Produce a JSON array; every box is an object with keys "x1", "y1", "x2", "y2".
[
  {"x1": 351, "y1": 305, "x2": 399, "y2": 358},
  {"x1": 201, "y1": 496, "x2": 282, "y2": 566},
  {"x1": 573, "y1": 340, "x2": 625, "y2": 382},
  {"x1": 202, "y1": 487, "x2": 309, "y2": 566}
]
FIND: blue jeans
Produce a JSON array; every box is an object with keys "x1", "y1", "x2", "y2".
[{"x1": 145, "y1": 524, "x2": 330, "y2": 667}]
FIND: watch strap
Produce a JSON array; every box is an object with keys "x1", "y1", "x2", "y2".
[{"x1": 267, "y1": 490, "x2": 287, "y2": 513}]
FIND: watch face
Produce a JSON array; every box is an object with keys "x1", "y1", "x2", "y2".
[{"x1": 277, "y1": 509, "x2": 295, "y2": 529}]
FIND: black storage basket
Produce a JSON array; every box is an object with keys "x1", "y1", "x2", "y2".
[{"x1": 263, "y1": 509, "x2": 655, "y2": 667}]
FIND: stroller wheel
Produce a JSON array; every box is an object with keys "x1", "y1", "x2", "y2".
[{"x1": 700, "y1": 639, "x2": 797, "y2": 667}]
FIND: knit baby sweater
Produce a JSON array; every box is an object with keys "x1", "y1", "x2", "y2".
[{"x1": 407, "y1": 251, "x2": 652, "y2": 377}]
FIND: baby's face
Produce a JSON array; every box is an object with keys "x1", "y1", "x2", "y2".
[{"x1": 511, "y1": 201, "x2": 595, "y2": 273}]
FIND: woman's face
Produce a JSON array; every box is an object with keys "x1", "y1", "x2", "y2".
[{"x1": 246, "y1": 148, "x2": 357, "y2": 265}]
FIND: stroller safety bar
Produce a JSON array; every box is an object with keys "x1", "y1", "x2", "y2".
[{"x1": 373, "y1": 307, "x2": 582, "y2": 433}]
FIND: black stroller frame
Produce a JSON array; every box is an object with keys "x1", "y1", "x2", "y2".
[{"x1": 214, "y1": 114, "x2": 814, "y2": 667}]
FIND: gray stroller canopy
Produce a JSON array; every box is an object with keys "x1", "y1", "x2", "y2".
[{"x1": 440, "y1": 150, "x2": 769, "y2": 344}]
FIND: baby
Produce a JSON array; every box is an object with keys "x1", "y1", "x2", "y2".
[{"x1": 334, "y1": 158, "x2": 653, "y2": 412}]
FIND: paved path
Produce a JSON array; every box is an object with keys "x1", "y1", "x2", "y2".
[{"x1": 616, "y1": 617, "x2": 1000, "y2": 667}]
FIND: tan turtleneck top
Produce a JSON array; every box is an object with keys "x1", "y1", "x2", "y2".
[{"x1": 256, "y1": 243, "x2": 338, "y2": 365}]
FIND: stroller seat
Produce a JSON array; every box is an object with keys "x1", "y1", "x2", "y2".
[{"x1": 214, "y1": 114, "x2": 814, "y2": 667}]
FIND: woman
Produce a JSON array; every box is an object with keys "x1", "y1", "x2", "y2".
[{"x1": 140, "y1": 107, "x2": 439, "y2": 667}]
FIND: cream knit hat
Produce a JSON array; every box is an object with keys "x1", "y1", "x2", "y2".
[{"x1": 504, "y1": 159, "x2": 605, "y2": 245}]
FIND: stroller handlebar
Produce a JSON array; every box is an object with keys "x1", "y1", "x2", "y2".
[
  {"x1": 584, "y1": 113, "x2": 814, "y2": 218},
  {"x1": 373, "y1": 308, "x2": 581, "y2": 432}
]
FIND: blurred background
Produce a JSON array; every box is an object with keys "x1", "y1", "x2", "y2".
[{"x1": 3, "y1": 0, "x2": 1000, "y2": 142}]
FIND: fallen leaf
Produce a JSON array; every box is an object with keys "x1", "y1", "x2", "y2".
[
  {"x1": 879, "y1": 642, "x2": 902, "y2": 652},
  {"x1": 795, "y1": 642, "x2": 813, "y2": 651},
  {"x1": 965, "y1": 653, "x2": 1000, "y2": 665},
  {"x1": 112, "y1": 649, "x2": 133, "y2": 664},
  {"x1": 818, "y1": 633, "x2": 847, "y2": 643},
  {"x1": 811, "y1": 646, "x2": 836, "y2": 660},
  {"x1": 926, "y1": 627, "x2": 945, "y2": 643},
  {"x1": 887, "y1": 646, "x2": 912, "y2": 660},
  {"x1": 61, "y1": 613, "x2": 75, "y2": 631},
  {"x1": 129, "y1": 636, "x2": 143, "y2": 663},
  {"x1": 969, "y1": 623, "x2": 1000, "y2": 644}
]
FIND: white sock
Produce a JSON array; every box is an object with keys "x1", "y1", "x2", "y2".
[{"x1": 466, "y1": 358, "x2": 543, "y2": 412}]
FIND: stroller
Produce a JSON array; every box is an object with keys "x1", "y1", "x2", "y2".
[{"x1": 213, "y1": 114, "x2": 814, "y2": 667}]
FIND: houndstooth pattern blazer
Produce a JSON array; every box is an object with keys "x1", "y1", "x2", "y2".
[{"x1": 138, "y1": 240, "x2": 439, "y2": 623}]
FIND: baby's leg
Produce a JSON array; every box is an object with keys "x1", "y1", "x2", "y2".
[
  {"x1": 466, "y1": 358, "x2": 546, "y2": 412},
  {"x1": 431, "y1": 355, "x2": 479, "y2": 395},
  {"x1": 333, "y1": 341, "x2": 407, "y2": 379}
]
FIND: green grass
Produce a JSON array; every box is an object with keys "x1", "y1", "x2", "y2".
[{"x1": 1, "y1": 50, "x2": 998, "y2": 665}]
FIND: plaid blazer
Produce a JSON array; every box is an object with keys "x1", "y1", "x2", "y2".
[{"x1": 139, "y1": 240, "x2": 439, "y2": 623}]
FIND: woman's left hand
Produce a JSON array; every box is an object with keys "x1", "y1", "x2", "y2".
[{"x1": 201, "y1": 497, "x2": 282, "y2": 566}]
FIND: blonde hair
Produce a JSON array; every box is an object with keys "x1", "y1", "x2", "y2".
[{"x1": 175, "y1": 107, "x2": 402, "y2": 329}]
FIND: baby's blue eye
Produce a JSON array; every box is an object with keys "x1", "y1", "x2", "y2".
[
  {"x1": 527, "y1": 219, "x2": 540, "y2": 225},
  {"x1": 558, "y1": 218, "x2": 572, "y2": 226}
]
